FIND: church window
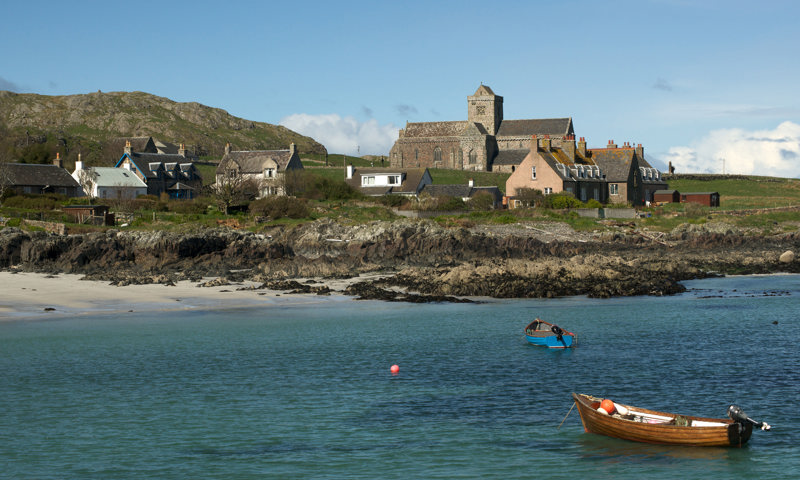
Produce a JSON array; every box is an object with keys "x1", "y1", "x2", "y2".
[
  {"x1": 433, "y1": 147, "x2": 442, "y2": 164},
  {"x1": 476, "y1": 106, "x2": 486, "y2": 115},
  {"x1": 468, "y1": 150, "x2": 477, "y2": 165}
]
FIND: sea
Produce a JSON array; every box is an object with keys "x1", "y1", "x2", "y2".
[{"x1": 1, "y1": 274, "x2": 798, "y2": 479}]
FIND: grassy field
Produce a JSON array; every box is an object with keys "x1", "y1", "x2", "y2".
[{"x1": 666, "y1": 176, "x2": 800, "y2": 210}]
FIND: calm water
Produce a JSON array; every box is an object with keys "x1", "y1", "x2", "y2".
[{"x1": 1, "y1": 275, "x2": 799, "y2": 479}]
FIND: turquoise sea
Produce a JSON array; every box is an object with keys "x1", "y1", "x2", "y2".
[{"x1": 1, "y1": 275, "x2": 799, "y2": 479}]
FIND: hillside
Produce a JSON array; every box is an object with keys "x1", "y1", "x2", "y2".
[{"x1": 0, "y1": 90, "x2": 327, "y2": 166}]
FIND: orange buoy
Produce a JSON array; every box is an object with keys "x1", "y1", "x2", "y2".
[
  {"x1": 390, "y1": 364, "x2": 399, "y2": 374},
  {"x1": 600, "y1": 399, "x2": 616, "y2": 415}
]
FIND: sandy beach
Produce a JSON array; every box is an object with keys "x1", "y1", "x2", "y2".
[{"x1": 0, "y1": 272, "x2": 363, "y2": 320}]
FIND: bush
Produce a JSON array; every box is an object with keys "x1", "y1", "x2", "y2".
[
  {"x1": 584, "y1": 199, "x2": 603, "y2": 209},
  {"x1": 2, "y1": 193, "x2": 67, "y2": 210},
  {"x1": 541, "y1": 192, "x2": 583, "y2": 209},
  {"x1": 374, "y1": 195, "x2": 405, "y2": 207},
  {"x1": 468, "y1": 191, "x2": 496, "y2": 211},
  {"x1": 249, "y1": 196, "x2": 310, "y2": 219}
]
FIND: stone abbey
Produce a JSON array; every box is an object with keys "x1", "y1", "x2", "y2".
[{"x1": 389, "y1": 85, "x2": 575, "y2": 172}]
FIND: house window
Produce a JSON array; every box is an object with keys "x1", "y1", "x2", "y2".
[
  {"x1": 264, "y1": 168, "x2": 275, "y2": 178},
  {"x1": 387, "y1": 175, "x2": 401, "y2": 185},
  {"x1": 544, "y1": 187, "x2": 553, "y2": 195},
  {"x1": 531, "y1": 166, "x2": 537, "y2": 180},
  {"x1": 610, "y1": 183, "x2": 619, "y2": 195},
  {"x1": 362, "y1": 176, "x2": 375, "y2": 185}
]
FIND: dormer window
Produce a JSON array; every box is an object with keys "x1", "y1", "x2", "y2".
[
  {"x1": 388, "y1": 175, "x2": 401, "y2": 185},
  {"x1": 264, "y1": 168, "x2": 276, "y2": 178},
  {"x1": 362, "y1": 176, "x2": 376, "y2": 185}
]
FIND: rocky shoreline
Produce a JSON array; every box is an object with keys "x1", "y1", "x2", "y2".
[{"x1": 1, "y1": 218, "x2": 798, "y2": 302}]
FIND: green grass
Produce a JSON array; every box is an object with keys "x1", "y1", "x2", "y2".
[{"x1": 667, "y1": 176, "x2": 800, "y2": 210}]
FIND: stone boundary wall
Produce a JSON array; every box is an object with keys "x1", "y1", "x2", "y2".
[{"x1": 22, "y1": 219, "x2": 67, "y2": 235}]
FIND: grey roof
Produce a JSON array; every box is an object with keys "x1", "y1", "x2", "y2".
[
  {"x1": 4, "y1": 163, "x2": 81, "y2": 188},
  {"x1": 421, "y1": 184, "x2": 473, "y2": 197},
  {"x1": 91, "y1": 167, "x2": 148, "y2": 188},
  {"x1": 496, "y1": 118, "x2": 574, "y2": 137},
  {"x1": 218, "y1": 150, "x2": 297, "y2": 174},
  {"x1": 403, "y1": 121, "x2": 467, "y2": 138},
  {"x1": 589, "y1": 148, "x2": 635, "y2": 182},
  {"x1": 492, "y1": 149, "x2": 529, "y2": 166}
]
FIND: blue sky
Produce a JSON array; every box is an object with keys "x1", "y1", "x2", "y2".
[{"x1": 2, "y1": 0, "x2": 799, "y2": 176}]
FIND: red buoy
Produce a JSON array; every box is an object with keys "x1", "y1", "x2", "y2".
[
  {"x1": 600, "y1": 399, "x2": 616, "y2": 415},
  {"x1": 390, "y1": 364, "x2": 399, "y2": 374}
]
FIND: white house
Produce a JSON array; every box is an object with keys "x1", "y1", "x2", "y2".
[{"x1": 72, "y1": 161, "x2": 148, "y2": 199}]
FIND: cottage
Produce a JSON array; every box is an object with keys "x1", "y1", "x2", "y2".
[
  {"x1": 216, "y1": 143, "x2": 303, "y2": 197},
  {"x1": 2, "y1": 156, "x2": 83, "y2": 197},
  {"x1": 115, "y1": 141, "x2": 203, "y2": 199},
  {"x1": 72, "y1": 161, "x2": 148, "y2": 199},
  {"x1": 344, "y1": 166, "x2": 432, "y2": 197}
]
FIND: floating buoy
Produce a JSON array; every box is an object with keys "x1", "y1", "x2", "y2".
[
  {"x1": 390, "y1": 364, "x2": 399, "y2": 374},
  {"x1": 600, "y1": 399, "x2": 616, "y2": 415}
]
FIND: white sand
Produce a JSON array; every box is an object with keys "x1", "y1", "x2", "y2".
[{"x1": 0, "y1": 272, "x2": 371, "y2": 320}]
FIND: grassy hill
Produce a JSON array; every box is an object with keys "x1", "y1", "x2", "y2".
[
  {"x1": 665, "y1": 174, "x2": 800, "y2": 210},
  {"x1": 0, "y1": 90, "x2": 327, "y2": 168}
]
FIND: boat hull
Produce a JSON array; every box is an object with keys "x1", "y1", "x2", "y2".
[
  {"x1": 572, "y1": 393, "x2": 753, "y2": 447},
  {"x1": 525, "y1": 333, "x2": 574, "y2": 348}
]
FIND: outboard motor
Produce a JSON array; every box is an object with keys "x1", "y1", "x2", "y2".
[
  {"x1": 728, "y1": 405, "x2": 771, "y2": 431},
  {"x1": 551, "y1": 325, "x2": 564, "y2": 342}
]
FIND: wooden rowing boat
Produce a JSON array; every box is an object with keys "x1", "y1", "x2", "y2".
[
  {"x1": 572, "y1": 393, "x2": 771, "y2": 447},
  {"x1": 524, "y1": 318, "x2": 576, "y2": 348}
]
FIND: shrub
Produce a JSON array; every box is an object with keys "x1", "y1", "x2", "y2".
[
  {"x1": 542, "y1": 192, "x2": 583, "y2": 209},
  {"x1": 468, "y1": 191, "x2": 496, "y2": 211},
  {"x1": 249, "y1": 196, "x2": 310, "y2": 219},
  {"x1": 584, "y1": 199, "x2": 603, "y2": 209}
]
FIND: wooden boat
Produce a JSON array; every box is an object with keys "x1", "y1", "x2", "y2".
[
  {"x1": 572, "y1": 393, "x2": 771, "y2": 447},
  {"x1": 524, "y1": 318, "x2": 576, "y2": 348}
]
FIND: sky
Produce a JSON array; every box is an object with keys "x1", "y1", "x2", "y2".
[{"x1": 2, "y1": 0, "x2": 799, "y2": 176}]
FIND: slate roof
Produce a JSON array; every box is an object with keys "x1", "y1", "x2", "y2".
[
  {"x1": 218, "y1": 150, "x2": 296, "y2": 173},
  {"x1": 110, "y1": 136, "x2": 157, "y2": 154},
  {"x1": 492, "y1": 149, "x2": 529, "y2": 166},
  {"x1": 91, "y1": 167, "x2": 148, "y2": 188},
  {"x1": 4, "y1": 163, "x2": 81, "y2": 188},
  {"x1": 496, "y1": 118, "x2": 574, "y2": 137},
  {"x1": 421, "y1": 184, "x2": 473, "y2": 197},
  {"x1": 588, "y1": 148, "x2": 635, "y2": 182},
  {"x1": 119, "y1": 152, "x2": 193, "y2": 179},
  {"x1": 403, "y1": 121, "x2": 468, "y2": 138}
]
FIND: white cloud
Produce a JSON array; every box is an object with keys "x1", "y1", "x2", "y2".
[
  {"x1": 664, "y1": 121, "x2": 800, "y2": 177},
  {"x1": 279, "y1": 113, "x2": 399, "y2": 156}
]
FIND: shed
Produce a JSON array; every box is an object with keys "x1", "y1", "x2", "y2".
[
  {"x1": 681, "y1": 192, "x2": 720, "y2": 207},
  {"x1": 653, "y1": 189, "x2": 681, "y2": 204}
]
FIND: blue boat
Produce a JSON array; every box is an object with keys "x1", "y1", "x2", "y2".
[{"x1": 524, "y1": 318, "x2": 576, "y2": 348}]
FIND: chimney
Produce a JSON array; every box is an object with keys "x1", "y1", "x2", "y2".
[
  {"x1": 74, "y1": 160, "x2": 83, "y2": 172},
  {"x1": 577, "y1": 137, "x2": 587, "y2": 157},
  {"x1": 289, "y1": 142, "x2": 296, "y2": 156},
  {"x1": 607, "y1": 139, "x2": 617, "y2": 149},
  {"x1": 468, "y1": 178, "x2": 474, "y2": 187},
  {"x1": 224, "y1": 142, "x2": 232, "y2": 155},
  {"x1": 542, "y1": 134, "x2": 551, "y2": 152},
  {"x1": 530, "y1": 135, "x2": 539, "y2": 151},
  {"x1": 178, "y1": 143, "x2": 187, "y2": 157},
  {"x1": 346, "y1": 164, "x2": 354, "y2": 179},
  {"x1": 124, "y1": 140, "x2": 132, "y2": 156},
  {"x1": 53, "y1": 152, "x2": 62, "y2": 168},
  {"x1": 562, "y1": 134, "x2": 576, "y2": 160},
  {"x1": 635, "y1": 143, "x2": 644, "y2": 158}
]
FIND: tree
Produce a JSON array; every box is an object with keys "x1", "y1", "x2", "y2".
[
  {"x1": 213, "y1": 168, "x2": 259, "y2": 214},
  {"x1": 76, "y1": 168, "x2": 98, "y2": 198},
  {"x1": 514, "y1": 188, "x2": 543, "y2": 208}
]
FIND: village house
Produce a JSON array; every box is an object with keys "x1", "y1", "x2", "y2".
[
  {"x1": 72, "y1": 160, "x2": 148, "y2": 199},
  {"x1": 115, "y1": 141, "x2": 203, "y2": 199},
  {"x1": 344, "y1": 166, "x2": 432, "y2": 196},
  {"x1": 505, "y1": 136, "x2": 667, "y2": 207},
  {"x1": 2, "y1": 155, "x2": 83, "y2": 197},
  {"x1": 389, "y1": 85, "x2": 574, "y2": 172},
  {"x1": 215, "y1": 143, "x2": 304, "y2": 197}
]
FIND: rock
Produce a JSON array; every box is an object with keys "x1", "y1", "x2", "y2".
[{"x1": 779, "y1": 250, "x2": 795, "y2": 263}]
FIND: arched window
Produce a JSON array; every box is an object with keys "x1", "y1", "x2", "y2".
[
  {"x1": 433, "y1": 147, "x2": 442, "y2": 164},
  {"x1": 468, "y1": 150, "x2": 477, "y2": 165}
]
